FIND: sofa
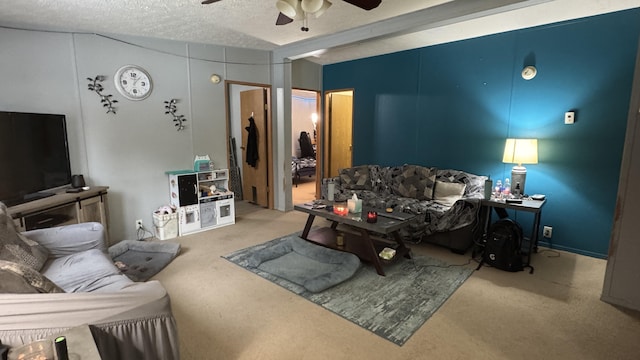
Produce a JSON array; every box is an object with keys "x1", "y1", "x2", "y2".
[
  {"x1": 0, "y1": 202, "x2": 179, "y2": 360},
  {"x1": 321, "y1": 164, "x2": 487, "y2": 253}
]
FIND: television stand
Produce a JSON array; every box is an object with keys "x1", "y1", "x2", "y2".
[{"x1": 7, "y1": 186, "x2": 110, "y2": 244}]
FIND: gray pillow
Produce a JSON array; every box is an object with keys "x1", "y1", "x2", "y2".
[
  {"x1": 392, "y1": 165, "x2": 437, "y2": 200},
  {"x1": 0, "y1": 260, "x2": 64, "y2": 293},
  {"x1": 339, "y1": 165, "x2": 371, "y2": 190},
  {"x1": 0, "y1": 202, "x2": 50, "y2": 271}
]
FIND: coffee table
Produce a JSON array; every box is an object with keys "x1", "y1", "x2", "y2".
[{"x1": 294, "y1": 203, "x2": 415, "y2": 276}]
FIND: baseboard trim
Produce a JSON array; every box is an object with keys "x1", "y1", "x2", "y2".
[{"x1": 537, "y1": 241, "x2": 607, "y2": 259}]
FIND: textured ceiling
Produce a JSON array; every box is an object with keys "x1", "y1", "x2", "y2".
[{"x1": 0, "y1": 0, "x2": 639, "y2": 65}]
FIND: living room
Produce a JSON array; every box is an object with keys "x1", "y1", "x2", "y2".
[{"x1": 2, "y1": 1, "x2": 640, "y2": 359}]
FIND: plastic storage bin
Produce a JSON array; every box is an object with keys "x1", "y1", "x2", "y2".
[{"x1": 153, "y1": 212, "x2": 178, "y2": 240}]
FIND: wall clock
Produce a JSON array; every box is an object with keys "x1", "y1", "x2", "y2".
[
  {"x1": 114, "y1": 65, "x2": 153, "y2": 101},
  {"x1": 521, "y1": 65, "x2": 537, "y2": 80}
]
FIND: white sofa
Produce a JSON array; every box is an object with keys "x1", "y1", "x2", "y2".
[{"x1": 0, "y1": 202, "x2": 179, "y2": 360}]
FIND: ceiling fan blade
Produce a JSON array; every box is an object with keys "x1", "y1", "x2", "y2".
[
  {"x1": 342, "y1": 0, "x2": 381, "y2": 11},
  {"x1": 201, "y1": 0, "x2": 221, "y2": 4},
  {"x1": 276, "y1": 12, "x2": 294, "y2": 26}
]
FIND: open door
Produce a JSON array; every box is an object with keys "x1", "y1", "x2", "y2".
[
  {"x1": 240, "y1": 88, "x2": 270, "y2": 207},
  {"x1": 291, "y1": 89, "x2": 321, "y2": 202},
  {"x1": 324, "y1": 90, "x2": 354, "y2": 177}
]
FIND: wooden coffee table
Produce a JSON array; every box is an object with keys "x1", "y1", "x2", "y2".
[{"x1": 294, "y1": 203, "x2": 415, "y2": 276}]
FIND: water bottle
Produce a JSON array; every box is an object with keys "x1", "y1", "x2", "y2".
[
  {"x1": 327, "y1": 180, "x2": 335, "y2": 202},
  {"x1": 494, "y1": 180, "x2": 502, "y2": 197},
  {"x1": 504, "y1": 178, "x2": 511, "y2": 196}
]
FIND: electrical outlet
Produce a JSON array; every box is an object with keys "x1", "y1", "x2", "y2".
[
  {"x1": 543, "y1": 226, "x2": 552, "y2": 238},
  {"x1": 136, "y1": 219, "x2": 143, "y2": 230}
]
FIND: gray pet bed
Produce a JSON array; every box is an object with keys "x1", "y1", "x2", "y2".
[
  {"x1": 109, "y1": 240, "x2": 181, "y2": 282},
  {"x1": 243, "y1": 236, "x2": 361, "y2": 293}
]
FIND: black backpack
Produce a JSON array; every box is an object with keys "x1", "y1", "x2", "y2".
[{"x1": 477, "y1": 218, "x2": 524, "y2": 272}]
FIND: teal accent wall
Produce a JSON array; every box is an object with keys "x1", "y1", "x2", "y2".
[{"x1": 323, "y1": 9, "x2": 640, "y2": 258}]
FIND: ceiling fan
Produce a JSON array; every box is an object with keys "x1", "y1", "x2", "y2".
[
  {"x1": 276, "y1": 0, "x2": 382, "y2": 31},
  {"x1": 201, "y1": 0, "x2": 382, "y2": 32}
]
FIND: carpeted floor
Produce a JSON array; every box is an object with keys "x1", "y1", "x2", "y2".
[
  {"x1": 224, "y1": 233, "x2": 474, "y2": 345},
  {"x1": 151, "y1": 201, "x2": 640, "y2": 359}
]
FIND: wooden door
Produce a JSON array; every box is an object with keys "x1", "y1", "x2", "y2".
[
  {"x1": 240, "y1": 89, "x2": 269, "y2": 207},
  {"x1": 324, "y1": 91, "x2": 353, "y2": 177}
]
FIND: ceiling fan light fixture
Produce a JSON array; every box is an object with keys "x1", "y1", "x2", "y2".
[
  {"x1": 276, "y1": 0, "x2": 299, "y2": 18},
  {"x1": 301, "y1": 0, "x2": 323, "y2": 13},
  {"x1": 314, "y1": 0, "x2": 332, "y2": 18}
]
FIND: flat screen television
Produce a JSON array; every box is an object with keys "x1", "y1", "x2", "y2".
[{"x1": 0, "y1": 111, "x2": 72, "y2": 207}]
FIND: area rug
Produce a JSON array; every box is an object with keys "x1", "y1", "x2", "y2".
[
  {"x1": 223, "y1": 233, "x2": 474, "y2": 346},
  {"x1": 109, "y1": 240, "x2": 181, "y2": 282}
]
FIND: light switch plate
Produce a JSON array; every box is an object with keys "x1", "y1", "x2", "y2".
[{"x1": 565, "y1": 111, "x2": 575, "y2": 124}]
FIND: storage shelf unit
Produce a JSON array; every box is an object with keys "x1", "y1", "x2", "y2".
[{"x1": 167, "y1": 169, "x2": 235, "y2": 236}]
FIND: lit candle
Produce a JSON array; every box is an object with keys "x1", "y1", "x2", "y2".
[
  {"x1": 333, "y1": 203, "x2": 348, "y2": 216},
  {"x1": 367, "y1": 211, "x2": 378, "y2": 223}
]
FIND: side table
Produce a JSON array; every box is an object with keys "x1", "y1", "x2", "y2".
[
  {"x1": 8, "y1": 324, "x2": 101, "y2": 360},
  {"x1": 480, "y1": 198, "x2": 546, "y2": 274}
]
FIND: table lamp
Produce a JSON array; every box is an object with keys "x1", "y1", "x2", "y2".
[{"x1": 502, "y1": 138, "x2": 538, "y2": 197}]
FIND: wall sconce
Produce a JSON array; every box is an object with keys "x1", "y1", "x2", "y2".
[
  {"x1": 521, "y1": 66, "x2": 537, "y2": 80},
  {"x1": 502, "y1": 138, "x2": 538, "y2": 196}
]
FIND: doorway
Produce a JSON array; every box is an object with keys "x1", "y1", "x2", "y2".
[
  {"x1": 323, "y1": 90, "x2": 354, "y2": 178},
  {"x1": 291, "y1": 89, "x2": 320, "y2": 204},
  {"x1": 226, "y1": 82, "x2": 273, "y2": 209}
]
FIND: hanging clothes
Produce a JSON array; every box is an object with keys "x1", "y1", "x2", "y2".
[{"x1": 245, "y1": 116, "x2": 259, "y2": 167}]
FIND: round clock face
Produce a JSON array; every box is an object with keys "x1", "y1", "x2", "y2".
[{"x1": 114, "y1": 65, "x2": 153, "y2": 100}]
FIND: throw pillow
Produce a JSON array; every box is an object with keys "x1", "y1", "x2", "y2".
[
  {"x1": 391, "y1": 165, "x2": 436, "y2": 200},
  {"x1": 0, "y1": 260, "x2": 64, "y2": 293},
  {"x1": 433, "y1": 180, "x2": 467, "y2": 207},
  {"x1": 0, "y1": 202, "x2": 49, "y2": 271},
  {"x1": 339, "y1": 165, "x2": 371, "y2": 190}
]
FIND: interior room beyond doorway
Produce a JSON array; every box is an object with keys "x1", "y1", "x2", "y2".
[{"x1": 292, "y1": 89, "x2": 319, "y2": 204}]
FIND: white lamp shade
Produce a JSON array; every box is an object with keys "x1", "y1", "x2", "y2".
[
  {"x1": 301, "y1": 0, "x2": 323, "y2": 13},
  {"x1": 314, "y1": 0, "x2": 332, "y2": 18},
  {"x1": 276, "y1": 0, "x2": 299, "y2": 18},
  {"x1": 503, "y1": 138, "x2": 538, "y2": 166}
]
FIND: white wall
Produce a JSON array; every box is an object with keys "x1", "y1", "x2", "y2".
[
  {"x1": 292, "y1": 59, "x2": 322, "y2": 91},
  {"x1": 0, "y1": 27, "x2": 271, "y2": 242},
  {"x1": 0, "y1": 29, "x2": 88, "y2": 177}
]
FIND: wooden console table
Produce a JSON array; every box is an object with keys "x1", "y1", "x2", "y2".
[{"x1": 7, "y1": 186, "x2": 109, "y2": 242}]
